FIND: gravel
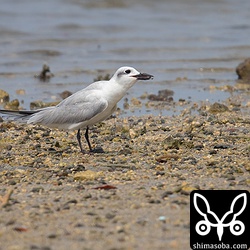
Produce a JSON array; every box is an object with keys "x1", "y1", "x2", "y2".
[{"x1": 0, "y1": 96, "x2": 249, "y2": 250}]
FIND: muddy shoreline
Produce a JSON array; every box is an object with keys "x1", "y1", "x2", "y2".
[{"x1": 0, "y1": 95, "x2": 249, "y2": 250}]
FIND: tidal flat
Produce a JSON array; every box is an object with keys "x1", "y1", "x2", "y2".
[{"x1": 0, "y1": 95, "x2": 249, "y2": 250}]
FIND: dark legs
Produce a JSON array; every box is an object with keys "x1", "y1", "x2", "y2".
[
  {"x1": 76, "y1": 127, "x2": 104, "y2": 154},
  {"x1": 84, "y1": 126, "x2": 93, "y2": 152},
  {"x1": 76, "y1": 128, "x2": 85, "y2": 153},
  {"x1": 77, "y1": 127, "x2": 92, "y2": 153}
]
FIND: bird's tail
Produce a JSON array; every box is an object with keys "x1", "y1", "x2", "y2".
[{"x1": 0, "y1": 109, "x2": 39, "y2": 123}]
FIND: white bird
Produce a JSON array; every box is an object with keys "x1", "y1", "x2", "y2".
[{"x1": 0, "y1": 66, "x2": 153, "y2": 153}]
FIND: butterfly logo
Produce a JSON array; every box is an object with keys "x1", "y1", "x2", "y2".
[{"x1": 193, "y1": 193, "x2": 247, "y2": 241}]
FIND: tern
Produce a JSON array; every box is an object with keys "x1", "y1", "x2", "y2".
[{"x1": 0, "y1": 66, "x2": 153, "y2": 154}]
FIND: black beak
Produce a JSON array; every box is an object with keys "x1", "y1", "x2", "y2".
[{"x1": 133, "y1": 73, "x2": 154, "y2": 80}]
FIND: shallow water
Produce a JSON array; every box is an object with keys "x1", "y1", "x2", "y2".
[{"x1": 0, "y1": 0, "x2": 249, "y2": 116}]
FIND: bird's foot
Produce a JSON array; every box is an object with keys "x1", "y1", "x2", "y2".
[
  {"x1": 79, "y1": 146, "x2": 105, "y2": 155},
  {"x1": 89, "y1": 146, "x2": 105, "y2": 154},
  {"x1": 80, "y1": 149, "x2": 88, "y2": 155}
]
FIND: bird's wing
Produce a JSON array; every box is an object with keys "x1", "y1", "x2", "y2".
[
  {"x1": 28, "y1": 92, "x2": 108, "y2": 126},
  {"x1": 0, "y1": 109, "x2": 39, "y2": 122}
]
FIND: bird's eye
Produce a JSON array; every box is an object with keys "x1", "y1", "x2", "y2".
[{"x1": 125, "y1": 69, "x2": 131, "y2": 74}]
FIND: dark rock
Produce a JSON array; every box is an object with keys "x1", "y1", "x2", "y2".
[
  {"x1": 75, "y1": 223, "x2": 85, "y2": 227},
  {"x1": 60, "y1": 90, "x2": 72, "y2": 99},
  {"x1": 163, "y1": 136, "x2": 183, "y2": 150},
  {"x1": 47, "y1": 234, "x2": 57, "y2": 239},
  {"x1": 213, "y1": 144, "x2": 230, "y2": 149},
  {"x1": 68, "y1": 164, "x2": 85, "y2": 172},
  {"x1": 4, "y1": 99, "x2": 20, "y2": 110},
  {"x1": 236, "y1": 58, "x2": 250, "y2": 80},
  {"x1": 34, "y1": 63, "x2": 54, "y2": 81},
  {"x1": 209, "y1": 102, "x2": 229, "y2": 113},
  {"x1": 148, "y1": 89, "x2": 174, "y2": 101},
  {"x1": 94, "y1": 73, "x2": 110, "y2": 82},
  {"x1": 158, "y1": 89, "x2": 174, "y2": 97},
  {"x1": 155, "y1": 171, "x2": 165, "y2": 176},
  {"x1": 91, "y1": 146, "x2": 105, "y2": 154},
  {"x1": 30, "y1": 100, "x2": 59, "y2": 110},
  {"x1": 8, "y1": 180, "x2": 16, "y2": 185},
  {"x1": 162, "y1": 191, "x2": 174, "y2": 198},
  {"x1": 148, "y1": 199, "x2": 161, "y2": 204},
  {"x1": 194, "y1": 144, "x2": 204, "y2": 150},
  {"x1": 105, "y1": 213, "x2": 116, "y2": 219},
  {"x1": 31, "y1": 187, "x2": 44, "y2": 193},
  {"x1": 0, "y1": 89, "x2": 10, "y2": 103}
]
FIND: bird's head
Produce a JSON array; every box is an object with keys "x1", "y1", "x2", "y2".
[{"x1": 111, "y1": 66, "x2": 153, "y2": 88}]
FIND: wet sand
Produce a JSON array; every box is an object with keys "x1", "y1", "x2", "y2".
[{"x1": 0, "y1": 93, "x2": 249, "y2": 250}]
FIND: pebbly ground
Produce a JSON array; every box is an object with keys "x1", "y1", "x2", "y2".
[{"x1": 0, "y1": 96, "x2": 249, "y2": 250}]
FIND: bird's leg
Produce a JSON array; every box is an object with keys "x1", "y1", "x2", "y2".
[
  {"x1": 84, "y1": 126, "x2": 105, "y2": 154},
  {"x1": 76, "y1": 129, "x2": 85, "y2": 154},
  {"x1": 84, "y1": 126, "x2": 93, "y2": 152}
]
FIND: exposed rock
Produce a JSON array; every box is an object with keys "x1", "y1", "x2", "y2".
[
  {"x1": 209, "y1": 102, "x2": 229, "y2": 113},
  {"x1": 30, "y1": 100, "x2": 59, "y2": 109},
  {"x1": 4, "y1": 99, "x2": 20, "y2": 110},
  {"x1": 148, "y1": 89, "x2": 174, "y2": 101},
  {"x1": 0, "y1": 89, "x2": 10, "y2": 103},
  {"x1": 16, "y1": 89, "x2": 26, "y2": 95},
  {"x1": 34, "y1": 63, "x2": 54, "y2": 81},
  {"x1": 59, "y1": 90, "x2": 72, "y2": 99},
  {"x1": 93, "y1": 73, "x2": 110, "y2": 82},
  {"x1": 236, "y1": 58, "x2": 250, "y2": 81}
]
